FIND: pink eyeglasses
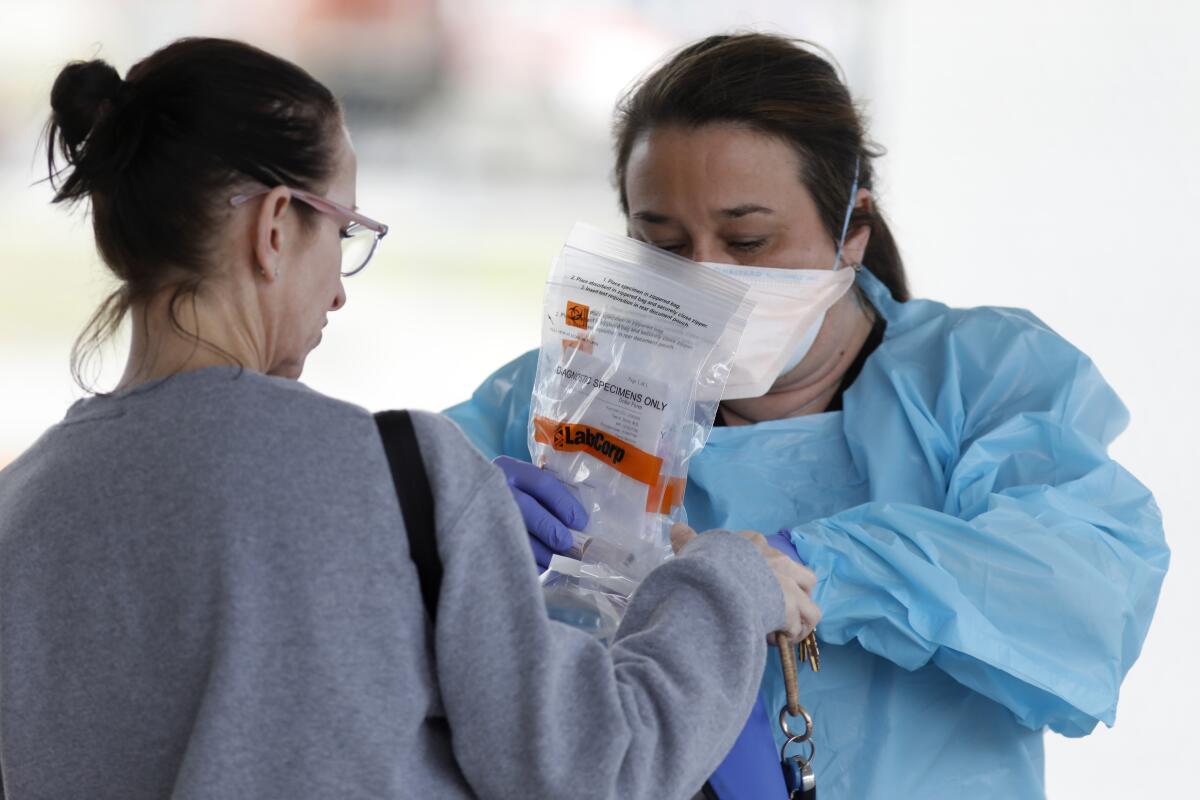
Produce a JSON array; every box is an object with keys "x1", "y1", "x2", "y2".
[{"x1": 230, "y1": 187, "x2": 389, "y2": 277}]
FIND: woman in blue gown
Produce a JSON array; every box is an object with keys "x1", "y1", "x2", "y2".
[{"x1": 444, "y1": 33, "x2": 1168, "y2": 799}]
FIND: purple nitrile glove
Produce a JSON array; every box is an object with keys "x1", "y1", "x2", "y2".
[
  {"x1": 769, "y1": 530, "x2": 806, "y2": 564},
  {"x1": 494, "y1": 455, "x2": 589, "y2": 569}
]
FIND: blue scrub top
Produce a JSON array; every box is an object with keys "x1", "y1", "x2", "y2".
[{"x1": 444, "y1": 270, "x2": 1168, "y2": 799}]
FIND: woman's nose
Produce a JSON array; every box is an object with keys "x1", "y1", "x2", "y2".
[
  {"x1": 331, "y1": 280, "x2": 347, "y2": 312},
  {"x1": 690, "y1": 236, "x2": 731, "y2": 265}
]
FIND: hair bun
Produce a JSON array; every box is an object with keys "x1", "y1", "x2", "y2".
[{"x1": 50, "y1": 59, "x2": 124, "y2": 153}]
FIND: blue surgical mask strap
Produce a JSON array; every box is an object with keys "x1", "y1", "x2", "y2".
[{"x1": 832, "y1": 155, "x2": 862, "y2": 271}]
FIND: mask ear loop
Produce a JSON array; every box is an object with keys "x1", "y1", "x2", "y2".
[{"x1": 832, "y1": 155, "x2": 862, "y2": 272}]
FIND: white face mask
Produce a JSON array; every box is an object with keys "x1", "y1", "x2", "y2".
[
  {"x1": 705, "y1": 157, "x2": 863, "y2": 400},
  {"x1": 704, "y1": 263, "x2": 856, "y2": 399}
]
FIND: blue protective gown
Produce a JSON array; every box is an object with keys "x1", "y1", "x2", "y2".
[{"x1": 444, "y1": 270, "x2": 1168, "y2": 799}]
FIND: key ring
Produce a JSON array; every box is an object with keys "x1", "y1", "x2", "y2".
[
  {"x1": 781, "y1": 735, "x2": 816, "y2": 766},
  {"x1": 779, "y1": 703, "x2": 813, "y2": 742}
]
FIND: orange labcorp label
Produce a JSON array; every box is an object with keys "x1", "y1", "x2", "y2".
[
  {"x1": 646, "y1": 475, "x2": 687, "y2": 515},
  {"x1": 531, "y1": 416, "x2": 688, "y2": 515},
  {"x1": 533, "y1": 416, "x2": 661, "y2": 487}
]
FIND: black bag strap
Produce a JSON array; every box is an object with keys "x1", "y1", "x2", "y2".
[{"x1": 374, "y1": 410, "x2": 442, "y2": 623}]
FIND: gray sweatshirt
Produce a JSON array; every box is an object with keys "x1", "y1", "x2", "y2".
[{"x1": 0, "y1": 367, "x2": 784, "y2": 800}]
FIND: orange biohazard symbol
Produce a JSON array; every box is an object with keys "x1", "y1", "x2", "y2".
[{"x1": 566, "y1": 301, "x2": 589, "y2": 329}]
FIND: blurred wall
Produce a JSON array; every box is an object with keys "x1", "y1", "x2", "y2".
[{"x1": 1, "y1": 1, "x2": 1196, "y2": 796}]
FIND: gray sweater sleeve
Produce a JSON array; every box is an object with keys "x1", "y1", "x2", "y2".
[{"x1": 411, "y1": 412, "x2": 786, "y2": 800}]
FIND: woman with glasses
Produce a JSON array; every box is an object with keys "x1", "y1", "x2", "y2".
[{"x1": 0, "y1": 38, "x2": 818, "y2": 799}]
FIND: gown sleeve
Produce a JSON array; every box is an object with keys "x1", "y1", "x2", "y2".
[
  {"x1": 443, "y1": 349, "x2": 540, "y2": 462},
  {"x1": 784, "y1": 306, "x2": 1169, "y2": 737}
]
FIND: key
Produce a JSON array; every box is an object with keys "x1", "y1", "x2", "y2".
[
  {"x1": 803, "y1": 631, "x2": 820, "y2": 672},
  {"x1": 799, "y1": 633, "x2": 820, "y2": 672}
]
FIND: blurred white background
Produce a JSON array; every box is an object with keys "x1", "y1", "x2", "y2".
[{"x1": 0, "y1": 0, "x2": 1195, "y2": 796}]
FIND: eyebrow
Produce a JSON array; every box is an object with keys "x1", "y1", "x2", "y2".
[
  {"x1": 631, "y1": 210, "x2": 673, "y2": 224},
  {"x1": 631, "y1": 204, "x2": 775, "y2": 224},
  {"x1": 721, "y1": 204, "x2": 774, "y2": 218}
]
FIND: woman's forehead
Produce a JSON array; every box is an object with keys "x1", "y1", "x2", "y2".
[
  {"x1": 325, "y1": 134, "x2": 358, "y2": 208},
  {"x1": 625, "y1": 124, "x2": 809, "y2": 218}
]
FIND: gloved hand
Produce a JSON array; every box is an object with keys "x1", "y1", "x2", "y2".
[
  {"x1": 494, "y1": 455, "x2": 589, "y2": 569},
  {"x1": 768, "y1": 530, "x2": 803, "y2": 562}
]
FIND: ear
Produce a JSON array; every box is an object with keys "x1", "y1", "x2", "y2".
[
  {"x1": 252, "y1": 186, "x2": 294, "y2": 281},
  {"x1": 841, "y1": 188, "x2": 874, "y2": 267}
]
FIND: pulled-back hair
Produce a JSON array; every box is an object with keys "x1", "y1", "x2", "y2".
[
  {"x1": 613, "y1": 33, "x2": 908, "y2": 301},
  {"x1": 45, "y1": 37, "x2": 343, "y2": 387}
]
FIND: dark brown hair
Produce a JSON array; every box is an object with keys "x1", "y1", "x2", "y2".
[
  {"x1": 613, "y1": 33, "x2": 909, "y2": 302},
  {"x1": 45, "y1": 37, "x2": 343, "y2": 387}
]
